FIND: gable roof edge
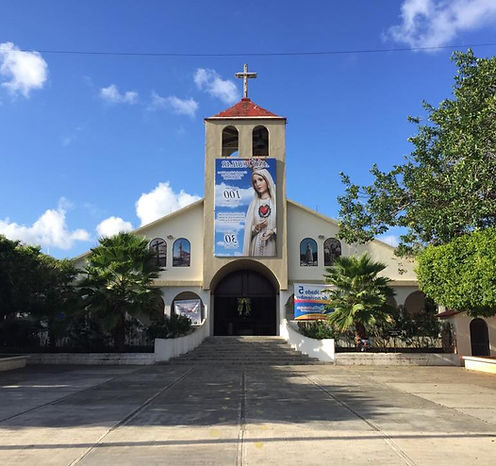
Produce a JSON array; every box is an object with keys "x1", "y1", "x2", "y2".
[
  {"x1": 287, "y1": 199, "x2": 396, "y2": 250},
  {"x1": 72, "y1": 198, "x2": 204, "y2": 262}
]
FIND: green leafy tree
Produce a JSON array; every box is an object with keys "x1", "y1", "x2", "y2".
[
  {"x1": 417, "y1": 227, "x2": 496, "y2": 317},
  {"x1": 338, "y1": 50, "x2": 496, "y2": 256},
  {"x1": 324, "y1": 254, "x2": 395, "y2": 348},
  {"x1": 0, "y1": 235, "x2": 80, "y2": 349},
  {"x1": 0, "y1": 236, "x2": 42, "y2": 321},
  {"x1": 79, "y1": 232, "x2": 162, "y2": 351},
  {"x1": 33, "y1": 256, "x2": 80, "y2": 349}
]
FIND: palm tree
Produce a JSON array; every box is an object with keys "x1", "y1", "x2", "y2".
[
  {"x1": 79, "y1": 232, "x2": 162, "y2": 351},
  {"x1": 324, "y1": 253, "x2": 394, "y2": 349}
]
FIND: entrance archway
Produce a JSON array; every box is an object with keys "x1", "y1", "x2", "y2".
[
  {"x1": 213, "y1": 268, "x2": 277, "y2": 336},
  {"x1": 470, "y1": 318, "x2": 490, "y2": 356}
]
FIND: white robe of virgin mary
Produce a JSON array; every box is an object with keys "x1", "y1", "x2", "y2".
[{"x1": 242, "y1": 168, "x2": 277, "y2": 257}]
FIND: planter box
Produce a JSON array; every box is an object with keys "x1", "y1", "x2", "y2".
[
  {"x1": 281, "y1": 321, "x2": 335, "y2": 362},
  {"x1": 154, "y1": 323, "x2": 209, "y2": 362},
  {"x1": 463, "y1": 356, "x2": 496, "y2": 374},
  {"x1": 26, "y1": 353, "x2": 155, "y2": 365},
  {"x1": 0, "y1": 355, "x2": 28, "y2": 371},
  {"x1": 335, "y1": 352, "x2": 461, "y2": 366}
]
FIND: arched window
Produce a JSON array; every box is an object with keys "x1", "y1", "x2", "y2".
[
  {"x1": 404, "y1": 291, "x2": 426, "y2": 316},
  {"x1": 173, "y1": 238, "x2": 191, "y2": 267},
  {"x1": 324, "y1": 238, "x2": 342, "y2": 266},
  {"x1": 149, "y1": 238, "x2": 166, "y2": 267},
  {"x1": 222, "y1": 126, "x2": 239, "y2": 157},
  {"x1": 470, "y1": 318, "x2": 490, "y2": 356},
  {"x1": 300, "y1": 238, "x2": 318, "y2": 266},
  {"x1": 252, "y1": 125, "x2": 269, "y2": 156}
]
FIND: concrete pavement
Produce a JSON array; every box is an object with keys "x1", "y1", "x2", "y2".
[{"x1": 0, "y1": 364, "x2": 495, "y2": 465}]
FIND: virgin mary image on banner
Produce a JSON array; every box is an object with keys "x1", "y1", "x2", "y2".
[
  {"x1": 214, "y1": 158, "x2": 277, "y2": 257},
  {"x1": 242, "y1": 167, "x2": 276, "y2": 256}
]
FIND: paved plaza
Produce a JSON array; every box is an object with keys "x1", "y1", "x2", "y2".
[{"x1": 0, "y1": 363, "x2": 495, "y2": 465}]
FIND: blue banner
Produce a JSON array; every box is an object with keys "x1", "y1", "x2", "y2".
[
  {"x1": 214, "y1": 158, "x2": 277, "y2": 257},
  {"x1": 294, "y1": 283, "x2": 333, "y2": 320}
]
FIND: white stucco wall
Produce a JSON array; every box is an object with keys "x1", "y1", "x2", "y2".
[
  {"x1": 138, "y1": 200, "x2": 204, "y2": 284},
  {"x1": 73, "y1": 200, "x2": 205, "y2": 286},
  {"x1": 287, "y1": 200, "x2": 416, "y2": 283},
  {"x1": 449, "y1": 314, "x2": 496, "y2": 357}
]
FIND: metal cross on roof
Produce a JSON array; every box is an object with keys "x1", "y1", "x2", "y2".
[{"x1": 235, "y1": 64, "x2": 257, "y2": 99}]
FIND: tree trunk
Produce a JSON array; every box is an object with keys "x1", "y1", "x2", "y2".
[
  {"x1": 112, "y1": 313, "x2": 126, "y2": 352},
  {"x1": 48, "y1": 324, "x2": 57, "y2": 351},
  {"x1": 354, "y1": 322, "x2": 367, "y2": 350}
]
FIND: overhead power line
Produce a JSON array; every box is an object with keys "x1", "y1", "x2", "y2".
[{"x1": 36, "y1": 42, "x2": 496, "y2": 58}]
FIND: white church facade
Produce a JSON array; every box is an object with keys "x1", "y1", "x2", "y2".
[{"x1": 74, "y1": 68, "x2": 494, "y2": 357}]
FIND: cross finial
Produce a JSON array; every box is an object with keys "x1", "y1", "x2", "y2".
[{"x1": 235, "y1": 64, "x2": 257, "y2": 99}]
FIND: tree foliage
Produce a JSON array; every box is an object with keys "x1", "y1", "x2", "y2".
[
  {"x1": 338, "y1": 50, "x2": 496, "y2": 256},
  {"x1": 417, "y1": 227, "x2": 496, "y2": 317},
  {"x1": 0, "y1": 235, "x2": 79, "y2": 349},
  {"x1": 79, "y1": 232, "x2": 162, "y2": 350},
  {"x1": 324, "y1": 254, "x2": 394, "y2": 347}
]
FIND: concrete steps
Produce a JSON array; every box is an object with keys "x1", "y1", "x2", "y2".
[{"x1": 166, "y1": 336, "x2": 323, "y2": 365}]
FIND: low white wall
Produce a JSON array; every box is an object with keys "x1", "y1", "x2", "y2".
[
  {"x1": 0, "y1": 355, "x2": 28, "y2": 371},
  {"x1": 280, "y1": 320, "x2": 335, "y2": 362},
  {"x1": 463, "y1": 356, "x2": 496, "y2": 374},
  {"x1": 335, "y1": 352, "x2": 461, "y2": 366},
  {"x1": 154, "y1": 322, "x2": 209, "y2": 362},
  {"x1": 27, "y1": 353, "x2": 156, "y2": 365}
]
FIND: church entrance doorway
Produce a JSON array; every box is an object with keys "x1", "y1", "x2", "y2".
[{"x1": 213, "y1": 269, "x2": 277, "y2": 336}]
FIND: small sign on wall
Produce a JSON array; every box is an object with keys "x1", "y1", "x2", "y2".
[
  {"x1": 294, "y1": 283, "x2": 333, "y2": 320},
  {"x1": 174, "y1": 299, "x2": 202, "y2": 326}
]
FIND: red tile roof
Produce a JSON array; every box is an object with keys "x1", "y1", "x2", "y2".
[
  {"x1": 207, "y1": 98, "x2": 284, "y2": 119},
  {"x1": 436, "y1": 309, "x2": 462, "y2": 319}
]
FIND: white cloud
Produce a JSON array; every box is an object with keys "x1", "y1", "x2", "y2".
[
  {"x1": 100, "y1": 84, "x2": 138, "y2": 104},
  {"x1": 214, "y1": 219, "x2": 245, "y2": 234},
  {"x1": 96, "y1": 216, "x2": 133, "y2": 238},
  {"x1": 388, "y1": 0, "x2": 496, "y2": 49},
  {"x1": 214, "y1": 182, "x2": 253, "y2": 208},
  {"x1": 150, "y1": 91, "x2": 198, "y2": 117},
  {"x1": 0, "y1": 199, "x2": 90, "y2": 250},
  {"x1": 136, "y1": 182, "x2": 201, "y2": 226},
  {"x1": 0, "y1": 42, "x2": 48, "y2": 97},
  {"x1": 194, "y1": 68, "x2": 239, "y2": 104},
  {"x1": 377, "y1": 234, "x2": 400, "y2": 247}
]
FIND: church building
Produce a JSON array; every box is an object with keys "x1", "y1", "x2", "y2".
[{"x1": 75, "y1": 66, "x2": 496, "y2": 358}]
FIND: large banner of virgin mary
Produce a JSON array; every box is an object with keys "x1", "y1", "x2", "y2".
[{"x1": 214, "y1": 158, "x2": 277, "y2": 257}]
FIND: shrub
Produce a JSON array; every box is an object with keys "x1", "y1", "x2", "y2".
[
  {"x1": 297, "y1": 320, "x2": 338, "y2": 339},
  {"x1": 147, "y1": 314, "x2": 192, "y2": 339}
]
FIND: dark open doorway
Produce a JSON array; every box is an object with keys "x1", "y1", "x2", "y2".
[
  {"x1": 470, "y1": 318, "x2": 490, "y2": 356},
  {"x1": 214, "y1": 269, "x2": 277, "y2": 336}
]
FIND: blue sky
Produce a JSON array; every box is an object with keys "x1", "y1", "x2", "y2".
[{"x1": 1, "y1": 0, "x2": 496, "y2": 258}]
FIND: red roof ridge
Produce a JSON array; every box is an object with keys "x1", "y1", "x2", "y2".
[
  {"x1": 207, "y1": 98, "x2": 284, "y2": 119},
  {"x1": 436, "y1": 309, "x2": 462, "y2": 319}
]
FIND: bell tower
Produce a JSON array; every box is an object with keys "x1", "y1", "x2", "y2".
[{"x1": 202, "y1": 65, "x2": 288, "y2": 292}]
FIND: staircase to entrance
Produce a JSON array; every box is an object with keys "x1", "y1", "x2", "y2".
[{"x1": 166, "y1": 336, "x2": 323, "y2": 365}]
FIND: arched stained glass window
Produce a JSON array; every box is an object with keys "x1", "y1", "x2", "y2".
[
  {"x1": 149, "y1": 238, "x2": 167, "y2": 267},
  {"x1": 324, "y1": 238, "x2": 342, "y2": 266},
  {"x1": 222, "y1": 126, "x2": 239, "y2": 157},
  {"x1": 173, "y1": 238, "x2": 191, "y2": 267},
  {"x1": 300, "y1": 238, "x2": 318, "y2": 266},
  {"x1": 252, "y1": 125, "x2": 269, "y2": 156}
]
